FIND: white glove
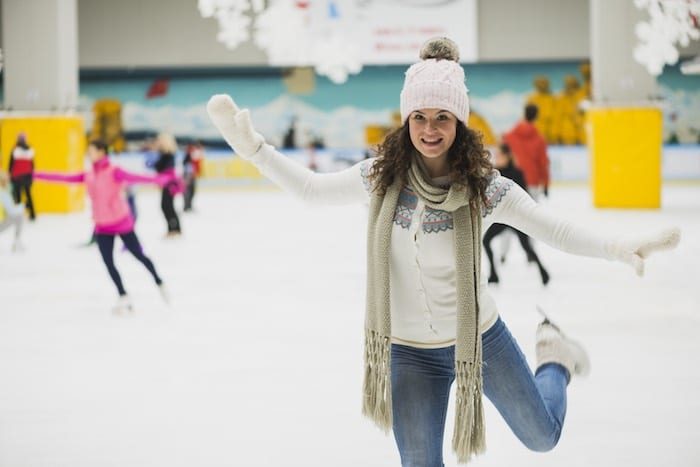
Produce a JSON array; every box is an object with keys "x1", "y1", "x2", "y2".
[
  {"x1": 608, "y1": 227, "x2": 680, "y2": 276},
  {"x1": 207, "y1": 94, "x2": 265, "y2": 159}
]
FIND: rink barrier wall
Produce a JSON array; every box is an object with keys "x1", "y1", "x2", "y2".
[
  {"x1": 72, "y1": 144, "x2": 700, "y2": 191},
  {"x1": 0, "y1": 116, "x2": 86, "y2": 213},
  {"x1": 188, "y1": 145, "x2": 700, "y2": 183},
  {"x1": 587, "y1": 108, "x2": 662, "y2": 208}
]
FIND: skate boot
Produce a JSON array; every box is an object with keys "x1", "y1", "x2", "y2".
[
  {"x1": 535, "y1": 310, "x2": 590, "y2": 380},
  {"x1": 113, "y1": 295, "x2": 134, "y2": 314}
]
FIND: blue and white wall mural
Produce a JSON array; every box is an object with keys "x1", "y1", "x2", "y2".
[{"x1": 74, "y1": 60, "x2": 700, "y2": 150}]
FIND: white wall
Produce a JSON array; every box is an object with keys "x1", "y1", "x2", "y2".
[
  {"x1": 477, "y1": 0, "x2": 590, "y2": 61},
  {"x1": 77, "y1": 0, "x2": 265, "y2": 68},
  {"x1": 2, "y1": 0, "x2": 78, "y2": 110}
]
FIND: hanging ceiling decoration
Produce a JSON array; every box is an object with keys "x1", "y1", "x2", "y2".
[
  {"x1": 634, "y1": 0, "x2": 700, "y2": 75},
  {"x1": 198, "y1": 0, "x2": 362, "y2": 84}
]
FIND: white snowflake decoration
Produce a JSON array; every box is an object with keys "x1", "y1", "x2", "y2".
[
  {"x1": 634, "y1": 0, "x2": 700, "y2": 75},
  {"x1": 313, "y1": 34, "x2": 362, "y2": 84},
  {"x1": 199, "y1": 0, "x2": 363, "y2": 84},
  {"x1": 198, "y1": 0, "x2": 258, "y2": 50},
  {"x1": 254, "y1": 0, "x2": 313, "y2": 65}
]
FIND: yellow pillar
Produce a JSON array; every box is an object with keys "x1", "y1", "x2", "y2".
[
  {"x1": 587, "y1": 107, "x2": 662, "y2": 208},
  {"x1": 1, "y1": 116, "x2": 86, "y2": 213}
]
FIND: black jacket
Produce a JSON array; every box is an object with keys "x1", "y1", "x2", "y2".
[{"x1": 154, "y1": 152, "x2": 175, "y2": 173}]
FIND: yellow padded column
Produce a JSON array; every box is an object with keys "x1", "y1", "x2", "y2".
[
  {"x1": 1, "y1": 116, "x2": 86, "y2": 213},
  {"x1": 587, "y1": 107, "x2": 662, "y2": 208}
]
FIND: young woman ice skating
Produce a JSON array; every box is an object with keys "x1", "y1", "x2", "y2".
[
  {"x1": 183, "y1": 141, "x2": 204, "y2": 212},
  {"x1": 34, "y1": 140, "x2": 175, "y2": 313},
  {"x1": 7, "y1": 132, "x2": 36, "y2": 220},
  {"x1": 207, "y1": 38, "x2": 680, "y2": 466},
  {"x1": 153, "y1": 133, "x2": 183, "y2": 237}
]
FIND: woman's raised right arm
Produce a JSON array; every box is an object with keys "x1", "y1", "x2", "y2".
[
  {"x1": 34, "y1": 171, "x2": 86, "y2": 183},
  {"x1": 251, "y1": 145, "x2": 370, "y2": 204},
  {"x1": 207, "y1": 94, "x2": 370, "y2": 205}
]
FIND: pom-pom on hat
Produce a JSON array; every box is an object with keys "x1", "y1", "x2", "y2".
[{"x1": 400, "y1": 37, "x2": 469, "y2": 123}]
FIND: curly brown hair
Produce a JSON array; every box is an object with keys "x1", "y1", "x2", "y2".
[{"x1": 368, "y1": 121, "x2": 493, "y2": 206}]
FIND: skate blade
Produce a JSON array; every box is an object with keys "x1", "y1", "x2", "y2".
[{"x1": 536, "y1": 305, "x2": 561, "y2": 331}]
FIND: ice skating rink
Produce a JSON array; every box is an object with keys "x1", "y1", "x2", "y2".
[{"x1": 1, "y1": 183, "x2": 698, "y2": 467}]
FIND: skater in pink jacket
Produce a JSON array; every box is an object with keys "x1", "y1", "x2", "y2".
[{"x1": 34, "y1": 139, "x2": 175, "y2": 313}]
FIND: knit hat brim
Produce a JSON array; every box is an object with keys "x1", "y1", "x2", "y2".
[{"x1": 400, "y1": 80, "x2": 470, "y2": 123}]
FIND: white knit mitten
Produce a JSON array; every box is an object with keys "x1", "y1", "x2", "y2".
[
  {"x1": 607, "y1": 227, "x2": 681, "y2": 276},
  {"x1": 206, "y1": 94, "x2": 265, "y2": 159}
]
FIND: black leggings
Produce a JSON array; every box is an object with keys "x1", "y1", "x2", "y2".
[
  {"x1": 96, "y1": 231, "x2": 162, "y2": 296},
  {"x1": 11, "y1": 174, "x2": 35, "y2": 219},
  {"x1": 483, "y1": 223, "x2": 549, "y2": 284},
  {"x1": 161, "y1": 188, "x2": 181, "y2": 233}
]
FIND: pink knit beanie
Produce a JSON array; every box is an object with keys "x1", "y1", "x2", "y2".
[{"x1": 400, "y1": 37, "x2": 470, "y2": 123}]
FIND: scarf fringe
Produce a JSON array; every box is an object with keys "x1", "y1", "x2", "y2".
[
  {"x1": 452, "y1": 359, "x2": 486, "y2": 463},
  {"x1": 361, "y1": 329, "x2": 392, "y2": 432}
]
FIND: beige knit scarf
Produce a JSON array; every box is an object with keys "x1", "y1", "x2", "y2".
[{"x1": 362, "y1": 156, "x2": 485, "y2": 463}]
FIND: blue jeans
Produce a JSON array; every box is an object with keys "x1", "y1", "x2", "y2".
[{"x1": 391, "y1": 317, "x2": 568, "y2": 467}]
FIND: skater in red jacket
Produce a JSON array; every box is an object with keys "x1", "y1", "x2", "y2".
[
  {"x1": 504, "y1": 104, "x2": 550, "y2": 200},
  {"x1": 7, "y1": 132, "x2": 36, "y2": 220}
]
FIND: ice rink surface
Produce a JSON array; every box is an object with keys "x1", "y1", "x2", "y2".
[{"x1": 1, "y1": 183, "x2": 698, "y2": 467}]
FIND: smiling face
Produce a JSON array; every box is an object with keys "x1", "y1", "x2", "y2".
[{"x1": 408, "y1": 109, "x2": 458, "y2": 175}]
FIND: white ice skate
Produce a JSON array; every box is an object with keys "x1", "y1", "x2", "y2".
[
  {"x1": 11, "y1": 240, "x2": 25, "y2": 253},
  {"x1": 112, "y1": 295, "x2": 134, "y2": 315},
  {"x1": 535, "y1": 305, "x2": 590, "y2": 378}
]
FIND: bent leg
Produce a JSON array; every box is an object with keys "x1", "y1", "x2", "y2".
[
  {"x1": 120, "y1": 231, "x2": 162, "y2": 285},
  {"x1": 512, "y1": 228, "x2": 550, "y2": 284},
  {"x1": 483, "y1": 224, "x2": 507, "y2": 282},
  {"x1": 95, "y1": 234, "x2": 126, "y2": 295},
  {"x1": 23, "y1": 178, "x2": 35, "y2": 219},
  {"x1": 11, "y1": 180, "x2": 21, "y2": 204},
  {"x1": 482, "y1": 318, "x2": 568, "y2": 452}
]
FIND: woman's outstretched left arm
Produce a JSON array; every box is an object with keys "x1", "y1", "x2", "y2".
[{"x1": 484, "y1": 176, "x2": 680, "y2": 276}]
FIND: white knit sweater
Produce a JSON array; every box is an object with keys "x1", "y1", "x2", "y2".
[{"x1": 249, "y1": 144, "x2": 612, "y2": 348}]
